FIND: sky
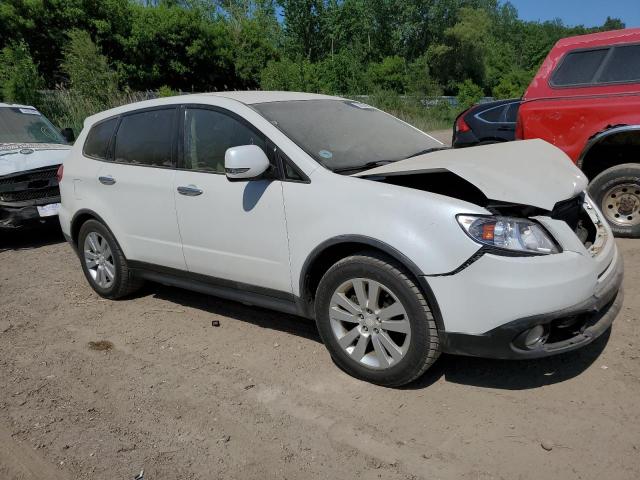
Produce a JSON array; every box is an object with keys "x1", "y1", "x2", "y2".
[{"x1": 507, "y1": 0, "x2": 640, "y2": 28}]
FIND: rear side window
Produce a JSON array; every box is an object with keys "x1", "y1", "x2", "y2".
[
  {"x1": 551, "y1": 49, "x2": 609, "y2": 87},
  {"x1": 599, "y1": 44, "x2": 640, "y2": 83},
  {"x1": 477, "y1": 105, "x2": 507, "y2": 123},
  {"x1": 83, "y1": 118, "x2": 118, "y2": 159},
  {"x1": 113, "y1": 109, "x2": 175, "y2": 167}
]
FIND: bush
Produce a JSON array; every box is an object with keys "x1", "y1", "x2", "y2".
[
  {"x1": 456, "y1": 79, "x2": 483, "y2": 110},
  {"x1": 61, "y1": 30, "x2": 119, "y2": 107},
  {"x1": 493, "y1": 69, "x2": 533, "y2": 99},
  {"x1": 367, "y1": 56, "x2": 407, "y2": 93},
  {"x1": 0, "y1": 41, "x2": 43, "y2": 105}
]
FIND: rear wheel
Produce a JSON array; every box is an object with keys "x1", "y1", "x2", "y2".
[
  {"x1": 315, "y1": 251, "x2": 440, "y2": 387},
  {"x1": 588, "y1": 163, "x2": 640, "y2": 238},
  {"x1": 78, "y1": 219, "x2": 143, "y2": 299}
]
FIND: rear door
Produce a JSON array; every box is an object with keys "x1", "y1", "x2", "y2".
[
  {"x1": 94, "y1": 107, "x2": 186, "y2": 270},
  {"x1": 173, "y1": 105, "x2": 292, "y2": 294}
]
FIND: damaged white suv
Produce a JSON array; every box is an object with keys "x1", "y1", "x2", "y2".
[{"x1": 59, "y1": 92, "x2": 623, "y2": 386}]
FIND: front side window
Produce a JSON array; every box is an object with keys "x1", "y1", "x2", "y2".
[
  {"x1": 0, "y1": 107, "x2": 66, "y2": 144},
  {"x1": 113, "y1": 109, "x2": 175, "y2": 167},
  {"x1": 253, "y1": 100, "x2": 441, "y2": 173},
  {"x1": 183, "y1": 108, "x2": 266, "y2": 173},
  {"x1": 84, "y1": 118, "x2": 118, "y2": 159}
]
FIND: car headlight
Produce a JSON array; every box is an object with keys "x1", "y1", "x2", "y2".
[{"x1": 457, "y1": 215, "x2": 560, "y2": 255}]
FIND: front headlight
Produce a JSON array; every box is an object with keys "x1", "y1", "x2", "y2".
[{"x1": 457, "y1": 215, "x2": 560, "y2": 255}]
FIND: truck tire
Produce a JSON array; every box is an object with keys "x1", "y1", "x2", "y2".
[{"x1": 588, "y1": 163, "x2": 640, "y2": 238}]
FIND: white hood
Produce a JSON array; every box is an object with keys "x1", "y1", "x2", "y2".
[
  {"x1": 354, "y1": 139, "x2": 587, "y2": 211},
  {"x1": 0, "y1": 143, "x2": 70, "y2": 176}
]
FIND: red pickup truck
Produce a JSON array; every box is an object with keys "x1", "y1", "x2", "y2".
[{"x1": 516, "y1": 28, "x2": 640, "y2": 237}]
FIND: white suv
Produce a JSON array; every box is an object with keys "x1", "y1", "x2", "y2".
[{"x1": 59, "y1": 92, "x2": 623, "y2": 386}]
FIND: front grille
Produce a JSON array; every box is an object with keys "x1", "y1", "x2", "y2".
[
  {"x1": 0, "y1": 186, "x2": 60, "y2": 202},
  {"x1": 0, "y1": 166, "x2": 58, "y2": 185},
  {"x1": 0, "y1": 166, "x2": 60, "y2": 203}
]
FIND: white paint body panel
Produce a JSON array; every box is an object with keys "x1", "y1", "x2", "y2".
[
  {"x1": 59, "y1": 92, "x2": 619, "y2": 338},
  {"x1": 356, "y1": 139, "x2": 588, "y2": 210}
]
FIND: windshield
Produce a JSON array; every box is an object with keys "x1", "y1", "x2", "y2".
[
  {"x1": 0, "y1": 107, "x2": 66, "y2": 144},
  {"x1": 253, "y1": 99, "x2": 441, "y2": 172}
]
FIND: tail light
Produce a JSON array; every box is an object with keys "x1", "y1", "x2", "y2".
[
  {"x1": 455, "y1": 113, "x2": 471, "y2": 133},
  {"x1": 56, "y1": 164, "x2": 64, "y2": 183}
]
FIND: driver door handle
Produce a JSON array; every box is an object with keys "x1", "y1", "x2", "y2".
[
  {"x1": 177, "y1": 185, "x2": 203, "y2": 196},
  {"x1": 98, "y1": 175, "x2": 116, "y2": 185}
]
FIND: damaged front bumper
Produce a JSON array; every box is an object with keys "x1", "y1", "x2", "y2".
[
  {"x1": 0, "y1": 195, "x2": 62, "y2": 228},
  {"x1": 439, "y1": 251, "x2": 623, "y2": 359},
  {"x1": 0, "y1": 165, "x2": 61, "y2": 228}
]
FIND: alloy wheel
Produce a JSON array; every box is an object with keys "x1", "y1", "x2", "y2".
[
  {"x1": 83, "y1": 232, "x2": 115, "y2": 289},
  {"x1": 329, "y1": 278, "x2": 411, "y2": 370}
]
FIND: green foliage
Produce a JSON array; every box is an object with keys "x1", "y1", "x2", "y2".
[
  {"x1": 61, "y1": 30, "x2": 119, "y2": 106},
  {"x1": 493, "y1": 69, "x2": 534, "y2": 99},
  {"x1": 0, "y1": 0, "x2": 627, "y2": 131},
  {"x1": 0, "y1": 41, "x2": 42, "y2": 105},
  {"x1": 456, "y1": 79, "x2": 484, "y2": 110},
  {"x1": 367, "y1": 56, "x2": 407, "y2": 93},
  {"x1": 157, "y1": 85, "x2": 177, "y2": 97}
]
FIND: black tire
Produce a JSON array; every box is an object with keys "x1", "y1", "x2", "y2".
[
  {"x1": 588, "y1": 163, "x2": 640, "y2": 238},
  {"x1": 77, "y1": 219, "x2": 144, "y2": 299},
  {"x1": 314, "y1": 251, "x2": 440, "y2": 387}
]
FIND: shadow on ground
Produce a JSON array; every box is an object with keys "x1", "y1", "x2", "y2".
[
  {"x1": 149, "y1": 283, "x2": 323, "y2": 344},
  {"x1": 0, "y1": 222, "x2": 64, "y2": 253},
  {"x1": 139, "y1": 280, "x2": 611, "y2": 391}
]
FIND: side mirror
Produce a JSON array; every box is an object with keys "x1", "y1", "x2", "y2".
[
  {"x1": 224, "y1": 145, "x2": 270, "y2": 180},
  {"x1": 61, "y1": 128, "x2": 75, "y2": 143}
]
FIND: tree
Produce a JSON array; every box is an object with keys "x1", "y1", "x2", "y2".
[
  {"x1": 366, "y1": 56, "x2": 407, "y2": 93},
  {"x1": 61, "y1": 30, "x2": 118, "y2": 105},
  {"x1": 0, "y1": 41, "x2": 42, "y2": 105},
  {"x1": 493, "y1": 69, "x2": 533, "y2": 99}
]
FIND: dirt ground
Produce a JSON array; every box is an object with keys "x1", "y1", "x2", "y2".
[{"x1": 1, "y1": 138, "x2": 639, "y2": 479}]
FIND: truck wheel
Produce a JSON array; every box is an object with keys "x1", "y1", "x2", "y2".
[
  {"x1": 314, "y1": 251, "x2": 440, "y2": 387},
  {"x1": 588, "y1": 163, "x2": 640, "y2": 238}
]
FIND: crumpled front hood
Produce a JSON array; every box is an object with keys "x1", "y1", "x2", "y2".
[
  {"x1": 0, "y1": 143, "x2": 70, "y2": 176},
  {"x1": 354, "y1": 139, "x2": 587, "y2": 211}
]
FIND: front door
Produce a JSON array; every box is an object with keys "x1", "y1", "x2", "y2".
[{"x1": 173, "y1": 106, "x2": 292, "y2": 294}]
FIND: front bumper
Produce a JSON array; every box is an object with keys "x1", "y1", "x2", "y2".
[
  {"x1": 436, "y1": 249, "x2": 623, "y2": 359},
  {"x1": 0, "y1": 196, "x2": 61, "y2": 229}
]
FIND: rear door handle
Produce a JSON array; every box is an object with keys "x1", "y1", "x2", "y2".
[
  {"x1": 177, "y1": 185, "x2": 203, "y2": 196},
  {"x1": 98, "y1": 175, "x2": 116, "y2": 185}
]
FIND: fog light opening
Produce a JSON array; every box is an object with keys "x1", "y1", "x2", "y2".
[{"x1": 516, "y1": 324, "x2": 549, "y2": 350}]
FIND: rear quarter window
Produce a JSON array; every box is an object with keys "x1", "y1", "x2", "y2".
[
  {"x1": 551, "y1": 48, "x2": 609, "y2": 87},
  {"x1": 598, "y1": 44, "x2": 640, "y2": 83},
  {"x1": 83, "y1": 118, "x2": 118, "y2": 159}
]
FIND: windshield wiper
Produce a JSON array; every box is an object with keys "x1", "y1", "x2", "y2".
[
  {"x1": 403, "y1": 147, "x2": 446, "y2": 159},
  {"x1": 333, "y1": 160, "x2": 396, "y2": 174}
]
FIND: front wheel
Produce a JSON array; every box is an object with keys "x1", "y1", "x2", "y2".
[
  {"x1": 315, "y1": 252, "x2": 440, "y2": 387},
  {"x1": 588, "y1": 163, "x2": 640, "y2": 238}
]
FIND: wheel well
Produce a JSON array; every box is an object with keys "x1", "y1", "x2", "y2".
[
  {"x1": 581, "y1": 128, "x2": 640, "y2": 180},
  {"x1": 70, "y1": 212, "x2": 98, "y2": 246},
  {"x1": 300, "y1": 240, "x2": 425, "y2": 313}
]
